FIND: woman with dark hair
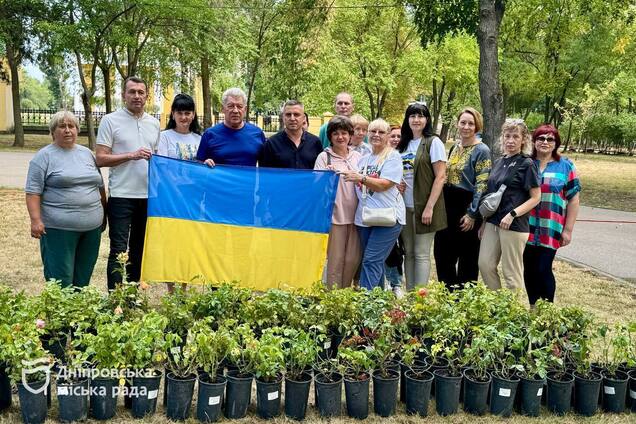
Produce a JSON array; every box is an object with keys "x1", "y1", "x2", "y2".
[
  {"x1": 478, "y1": 119, "x2": 541, "y2": 293},
  {"x1": 314, "y1": 116, "x2": 361, "y2": 288},
  {"x1": 385, "y1": 124, "x2": 404, "y2": 293},
  {"x1": 396, "y1": 102, "x2": 447, "y2": 290},
  {"x1": 157, "y1": 93, "x2": 201, "y2": 160},
  {"x1": 524, "y1": 124, "x2": 581, "y2": 305},
  {"x1": 434, "y1": 107, "x2": 491, "y2": 290}
]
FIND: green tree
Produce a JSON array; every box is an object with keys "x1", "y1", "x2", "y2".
[{"x1": 19, "y1": 71, "x2": 53, "y2": 109}]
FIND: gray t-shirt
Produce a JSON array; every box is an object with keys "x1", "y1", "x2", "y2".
[{"x1": 25, "y1": 144, "x2": 104, "y2": 231}]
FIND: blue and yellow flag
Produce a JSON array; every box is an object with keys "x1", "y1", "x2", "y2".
[{"x1": 141, "y1": 156, "x2": 338, "y2": 290}]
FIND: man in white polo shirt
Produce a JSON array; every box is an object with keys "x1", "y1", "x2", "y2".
[{"x1": 96, "y1": 76, "x2": 160, "y2": 289}]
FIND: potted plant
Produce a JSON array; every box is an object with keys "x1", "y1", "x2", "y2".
[
  {"x1": 312, "y1": 356, "x2": 343, "y2": 418},
  {"x1": 338, "y1": 337, "x2": 372, "y2": 420},
  {"x1": 224, "y1": 322, "x2": 258, "y2": 419},
  {"x1": 597, "y1": 323, "x2": 630, "y2": 413},
  {"x1": 282, "y1": 327, "x2": 321, "y2": 421},
  {"x1": 194, "y1": 321, "x2": 231, "y2": 423},
  {"x1": 461, "y1": 328, "x2": 495, "y2": 416},
  {"x1": 367, "y1": 311, "x2": 403, "y2": 418},
  {"x1": 545, "y1": 340, "x2": 574, "y2": 416},
  {"x1": 489, "y1": 332, "x2": 523, "y2": 417},
  {"x1": 80, "y1": 316, "x2": 127, "y2": 420},
  {"x1": 400, "y1": 338, "x2": 433, "y2": 417},
  {"x1": 55, "y1": 330, "x2": 90, "y2": 423},
  {"x1": 253, "y1": 328, "x2": 285, "y2": 419},
  {"x1": 316, "y1": 287, "x2": 362, "y2": 357},
  {"x1": 164, "y1": 325, "x2": 200, "y2": 421},
  {"x1": 3, "y1": 321, "x2": 52, "y2": 424},
  {"x1": 512, "y1": 344, "x2": 551, "y2": 417},
  {"x1": 566, "y1": 327, "x2": 602, "y2": 416},
  {"x1": 120, "y1": 311, "x2": 168, "y2": 418}
]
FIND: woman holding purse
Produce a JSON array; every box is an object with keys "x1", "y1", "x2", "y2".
[
  {"x1": 478, "y1": 119, "x2": 541, "y2": 292},
  {"x1": 341, "y1": 119, "x2": 405, "y2": 290}
]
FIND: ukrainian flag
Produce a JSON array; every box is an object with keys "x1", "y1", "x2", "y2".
[{"x1": 141, "y1": 155, "x2": 338, "y2": 290}]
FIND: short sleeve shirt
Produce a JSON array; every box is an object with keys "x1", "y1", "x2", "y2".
[
  {"x1": 486, "y1": 154, "x2": 541, "y2": 232},
  {"x1": 156, "y1": 129, "x2": 201, "y2": 160},
  {"x1": 196, "y1": 122, "x2": 265, "y2": 166},
  {"x1": 354, "y1": 149, "x2": 406, "y2": 227},
  {"x1": 260, "y1": 130, "x2": 323, "y2": 169},
  {"x1": 96, "y1": 108, "x2": 160, "y2": 198},
  {"x1": 401, "y1": 136, "x2": 446, "y2": 208},
  {"x1": 528, "y1": 158, "x2": 581, "y2": 249},
  {"x1": 25, "y1": 144, "x2": 104, "y2": 231}
]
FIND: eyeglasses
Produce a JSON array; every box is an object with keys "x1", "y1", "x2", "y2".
[{"x1": 535, "y1": 135, "x2": 556, "y2": 143}]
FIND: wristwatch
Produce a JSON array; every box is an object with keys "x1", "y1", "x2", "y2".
[
  {"x1": 510, "y1": 209, "x2": 517, "y2": 218},
  {"x1": 362, "y1": 176, "x2": 367, "y2": 184}
]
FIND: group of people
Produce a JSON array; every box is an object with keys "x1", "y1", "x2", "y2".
[{"x1": 25, "y1": 76, "x2": 581, "y2": 306}]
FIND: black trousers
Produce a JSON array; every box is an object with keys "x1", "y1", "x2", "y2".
[
  {"x1": 523, "y1": 244, "x2": 557, "y2": 304},
  {"x1": 434, "y1": 185, "x2": 481, "y2": 290},
  {"x1": 106, "y1": 197, "x2": 148, "y2": 290}
]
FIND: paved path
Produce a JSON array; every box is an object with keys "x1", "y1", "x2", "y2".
[{"x1": 1, "y1": 150, "x2": 635, "y2": 282}]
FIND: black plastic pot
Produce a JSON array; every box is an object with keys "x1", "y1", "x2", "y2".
[
  {"x1": 196, "y1": 373, "x2": 226, "y2": 423},
  {"x1": 165, "y1": 372, "x2": 196, "y2": 421},
  {"x1": 490, "y1": 373, "x2": 519, "y2": 417},
  {"x1": 0, "y1": 363, "x2": 11, "y2": 411},
  {"x1": 256, "y1": 376, "x2": 282, "y2": 419},
  {"x1": 344, "y1": 374, "x2": 369, "y2": 419},
  {"x1": 314, "y1": 372, "x2": 342, "y2": 417},
  {"x1": 399, "y1": 359, "x2": 428, "y2": 402},
  {"x1": 41, "y1": 333, "x2": 67, "y2": 362},
  {"x1": 433, "y1": 368, "x2": 462, "y2": 416},
  {"x1": 89, "y1": 377, "x2": 118, "y2": 420},
  {"x1": 574, "y1": 372, "x2": 601, "y2": 416},
  {"x1": 17, "y1": 380, "x2": 48, "y2": 424},
  {"x1": 284, "y1": 372, "x2": 311, "y2": 421},
  {"x1": 628, "y1": 369, "x2": 636, "y2": 412},
  {"x1": 57, "y1": 378, "x2": 89, "y2": 422},
  {"x1": 131, "y1": 372, "x2": 162, "y2": 418},
  {"x1": 123, "y1": 379, "x2": 132, "y2": 409},
  {"x1": 602, "y1": 369, "x2": 628, "y2": 413},
  {"x1": 405, "y1": 369, "x2": 433, "y2": 416},
  {"x1": 462, "y1": 369, "x2": 491, "y2": 415},
  {"x1": 225, "y1": 372, "x2": 253, "y2": 419},
  {"x1": 373, "y1": 369, "x2": 399, "y2": 417},
  {"x1": 517, "y1": 375, "x2": 545, "y2": 417},
  {"x1": 546, "y1": 371, "x2": 574, "y2": 415},
  {"x1": 428, "y1": 356, "x2": 450, "y2": 398}
]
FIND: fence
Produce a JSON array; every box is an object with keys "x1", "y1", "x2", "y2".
[{"x1": 21, "y1": 109, "x2": 283, "y2": 134}]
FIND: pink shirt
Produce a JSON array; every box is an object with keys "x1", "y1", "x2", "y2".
[{"x1": 314, "y1": 148, "x2": 361, "y2": 225}]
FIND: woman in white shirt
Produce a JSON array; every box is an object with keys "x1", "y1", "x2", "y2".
[
  {"x1": 157, "y1": 93, "x2": 201, "y2": 160},
  {"x1": 396, "y1": 102, "x2": 447, "y2": 290}
]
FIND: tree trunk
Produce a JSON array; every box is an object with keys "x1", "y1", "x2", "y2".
[
  {"x1": 477, "y1": 0, "x2": 506, "y2": 156},
  {"x1": 81, "y1": 92, "x2": 96, "y2": 150},
  {"x1": 100, "y1": 64, "x2": 113, "y2": 113},
  {"x1": 563, "y1": 118, "x2": 573, "y2": 151},
  {"x1": 6, "y1": 46, "x2": 25, "y2": 147},
  {"x1": 75, "y1": 50, "x2": 97, "y2": 150},
  {"x1": 201, "y1": 55, "x2": 212, "y2": 128}
]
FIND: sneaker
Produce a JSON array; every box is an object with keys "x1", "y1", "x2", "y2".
[{"x1": 392, "y1": 286, "x2": 404, "y2": 299}]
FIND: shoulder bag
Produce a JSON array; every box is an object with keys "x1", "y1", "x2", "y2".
[
  {"x1": 479, "y1": 156, "x2": 524, "y2": 219},
  {"x1": 361, "y1": 157, "x2": 398, "y2": 227}
]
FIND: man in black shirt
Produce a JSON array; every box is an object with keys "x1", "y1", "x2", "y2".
[{"x1": 259, "y1": 100, "x2": 323, "y2": 169}]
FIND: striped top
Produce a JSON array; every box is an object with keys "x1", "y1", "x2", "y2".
[{"x1": 527, "y1": 158, "x2": 581, "y2": 250}]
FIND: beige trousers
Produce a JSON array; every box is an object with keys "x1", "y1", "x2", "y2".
[
  {"x1": 478, "y1": 222, "x2": 529, "y2": 291},
  {"x1": 401, "y1": 208, "x2": 436, "y2": 290},
  {"x1": 326, "y1": 223, "x2": 361, "y2": 289}
]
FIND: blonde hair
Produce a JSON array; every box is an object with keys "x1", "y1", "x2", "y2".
[
  {"x1": 457, "y1": 107, "x2": 483, "y2": 134},
  {"x1": 49, "y1": 111, "x2": 80, "y2": 135},
  {"x1": 350, "y1": 114, "x2": 368, "y2": 128},
  {"x1": 498, "y1": 118, "x2": 533, "y2": 155},
  {"x1": 368, "y1": 118, "x2": 393, "y2": 164}
]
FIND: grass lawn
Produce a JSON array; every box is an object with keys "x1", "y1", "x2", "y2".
[{"x1": 1, "y1": 186, "x2": 634, "y2": 423}]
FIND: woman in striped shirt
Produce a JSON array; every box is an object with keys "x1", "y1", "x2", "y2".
[{"x1": 524, "y1": 124, "x2": 581, "y2": 305}]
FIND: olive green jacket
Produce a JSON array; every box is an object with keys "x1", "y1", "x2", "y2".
[{"x1": 413, "y1": 136, "x2": 448, "y2": 234}]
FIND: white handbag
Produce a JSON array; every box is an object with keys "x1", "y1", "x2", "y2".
[{"x1": 360, "y1": 160, "x2": 397, "y2": 227}]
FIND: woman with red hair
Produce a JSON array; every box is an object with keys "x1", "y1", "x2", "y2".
[{"x1": 524, "y1": 124, "x2": 581, "y2": 305}]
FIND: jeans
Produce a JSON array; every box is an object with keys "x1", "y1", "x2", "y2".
[
  {"x1": 357, "y1": 223, "x2": 403, "y2": 290},
  {"x1": 384, "y1": 264, "x2": 401, "y2": 288},
  {"x1": 523, "y1": 244, "x2": 557, "y2": 304},
  {"x1": 106, "y1": 197, "x2": 148, "y2": 290},
  {"x1": 401, "y1": 208, "x2": 435, "y2": 290}
]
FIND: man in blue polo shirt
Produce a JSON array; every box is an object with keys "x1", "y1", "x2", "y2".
[{"x1": 196, "y1": 87, "x2": 265, "y2": 166}]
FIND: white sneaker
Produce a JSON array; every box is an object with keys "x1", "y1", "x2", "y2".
[{"x1": 392, "y1": 286, "x2": 404, "y2": 299}]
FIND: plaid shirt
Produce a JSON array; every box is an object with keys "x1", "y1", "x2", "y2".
[{"x1": 528, "y1": 158, "x2": 581, "y2": 250}]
